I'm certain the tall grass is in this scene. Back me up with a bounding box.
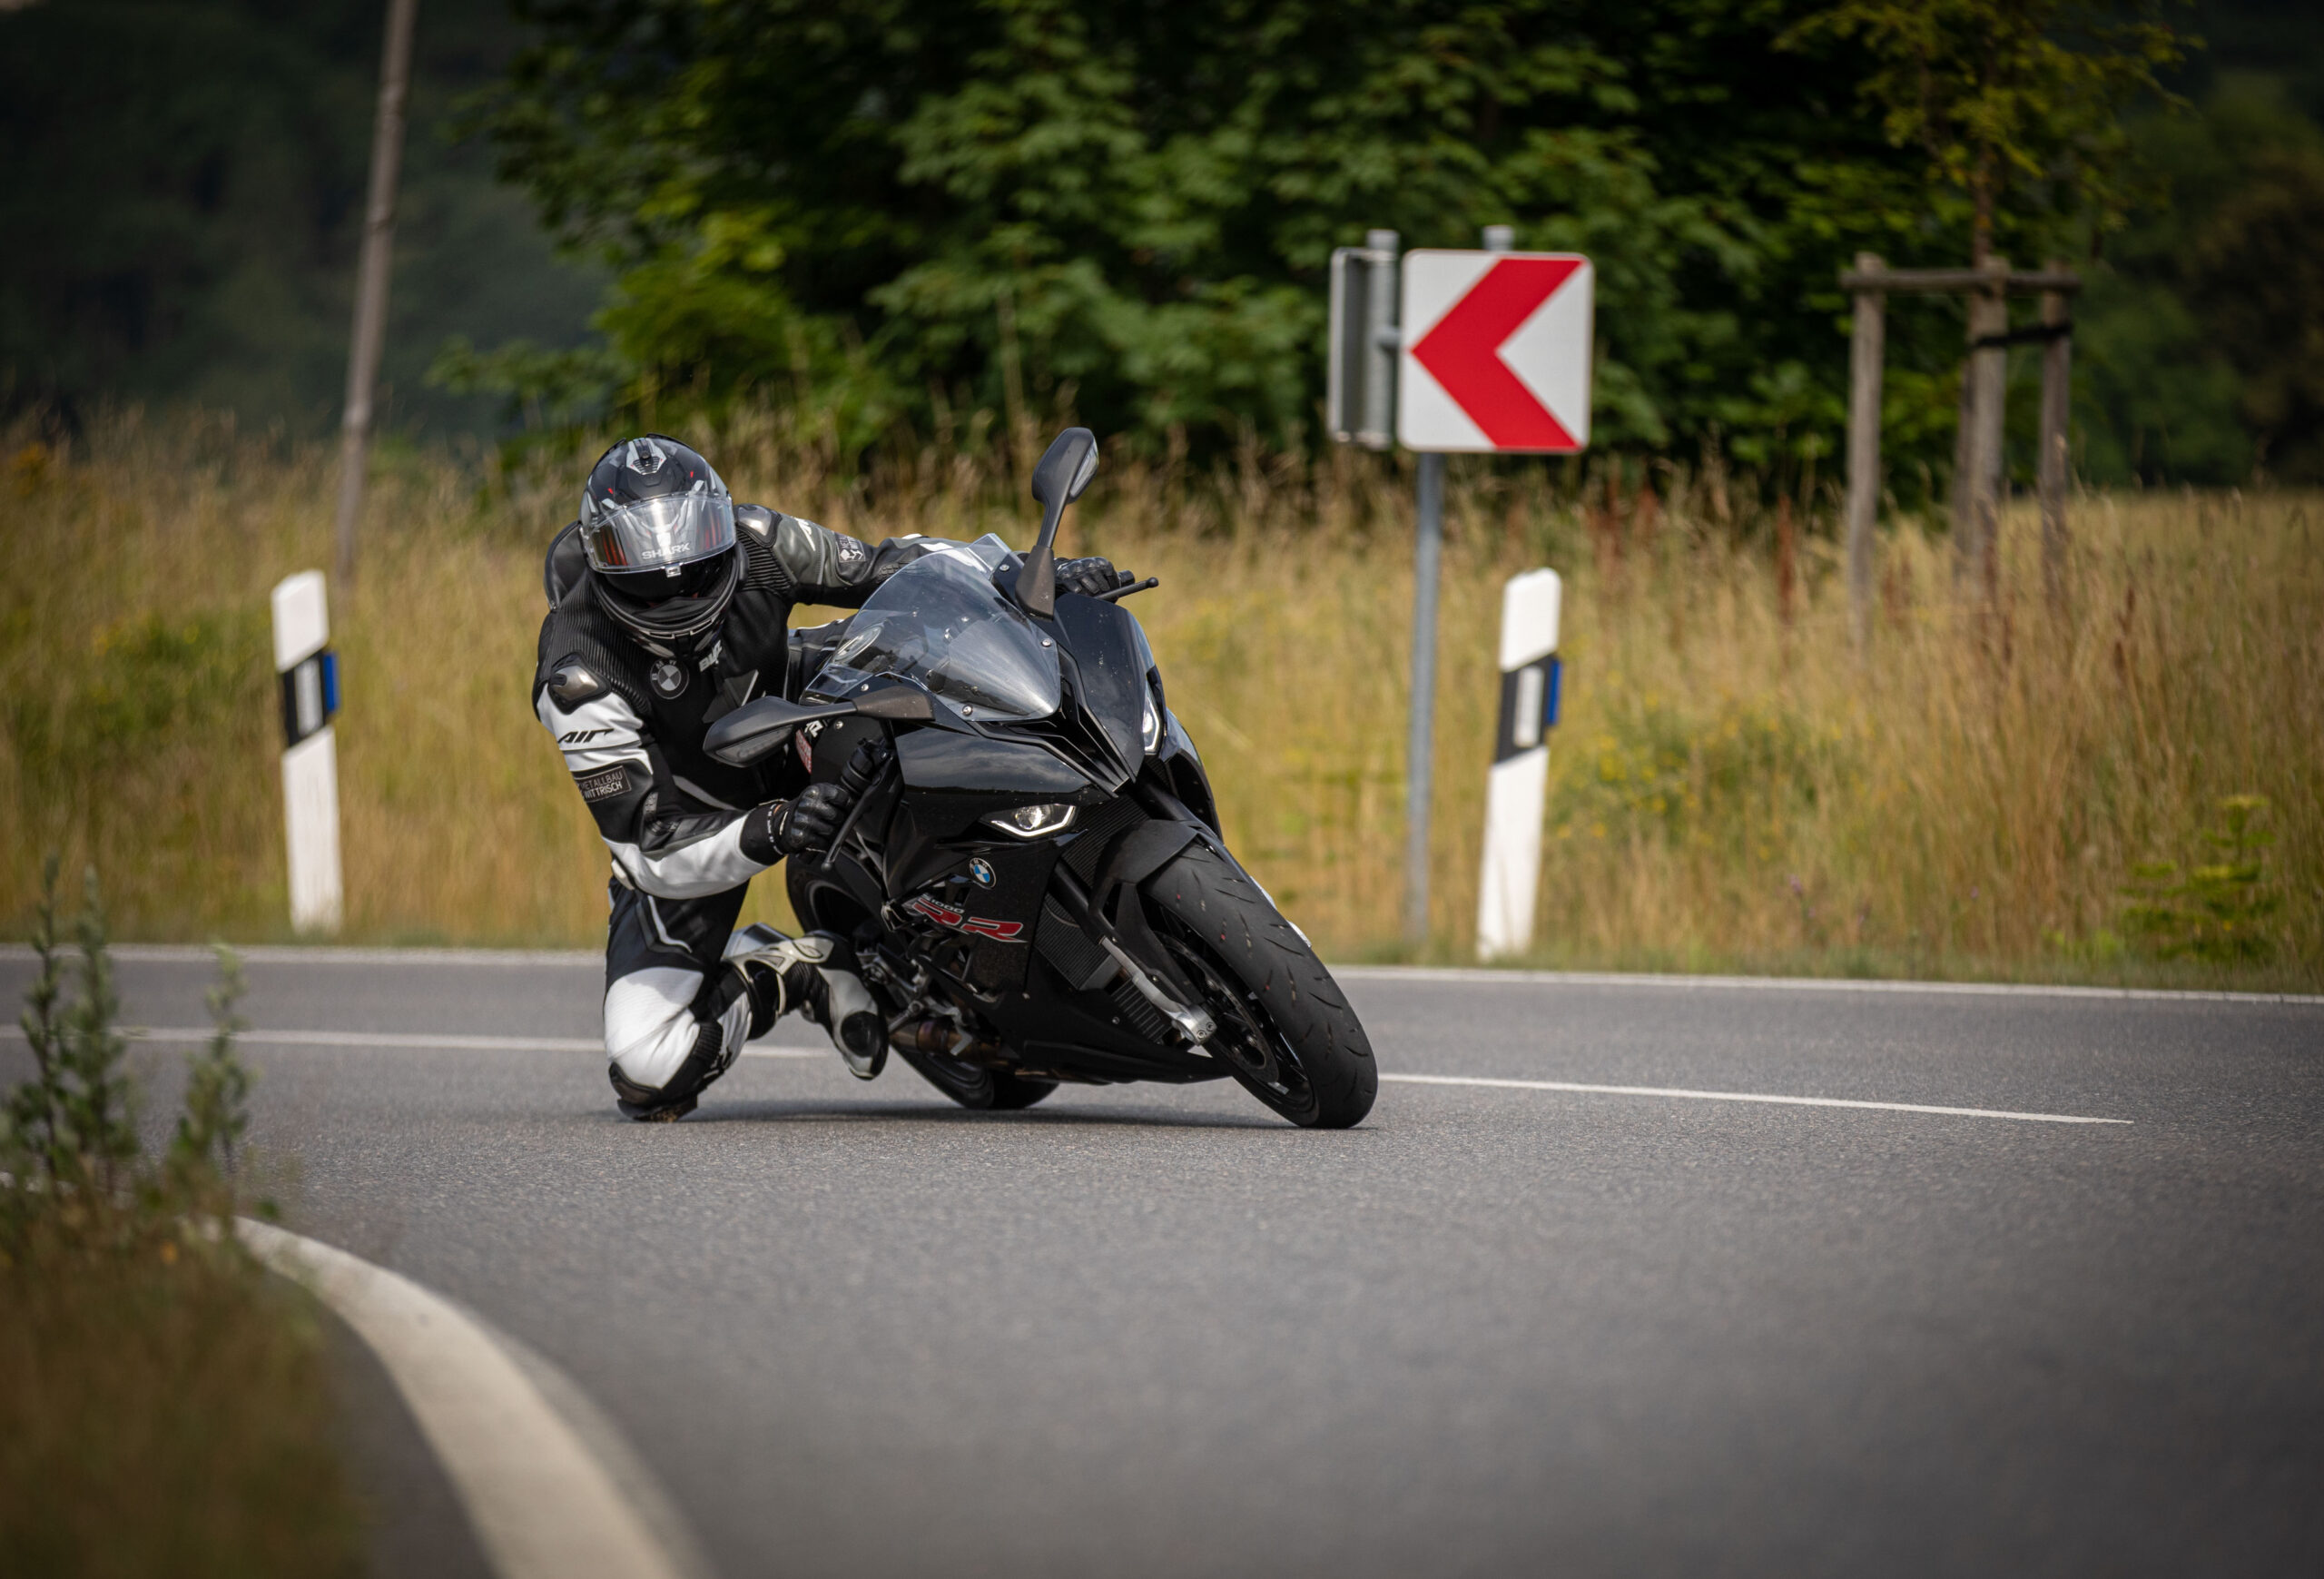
[2,410,2316,986]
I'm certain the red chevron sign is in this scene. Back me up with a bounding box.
[1397,252,1593,453]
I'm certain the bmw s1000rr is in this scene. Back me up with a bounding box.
[706,429,1377,1128]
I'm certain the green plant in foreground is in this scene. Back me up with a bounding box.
[168,947,258,1219]
[2121,795,2281,964]
[1,860,361,1578]
[5,857,139,1204]
[3,856,261,1237]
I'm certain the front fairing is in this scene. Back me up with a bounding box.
[803,535,1164,800]
[808,542,1062,724]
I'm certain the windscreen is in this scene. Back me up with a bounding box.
[810,548,1060,721]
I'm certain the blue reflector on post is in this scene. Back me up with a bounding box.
[320,650,340,718]
[1544,657,1562,729]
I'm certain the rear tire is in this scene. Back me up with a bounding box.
[989,1071,1060,1110]
[1144,840,1376,1129]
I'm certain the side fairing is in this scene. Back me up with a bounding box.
[1052,594,1149,772]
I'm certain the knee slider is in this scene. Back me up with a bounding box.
[610,1021,730,1120]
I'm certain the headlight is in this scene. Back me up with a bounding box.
[1142,695,1162,755]
[986,803,1078,838]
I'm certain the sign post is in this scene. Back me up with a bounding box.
[271,572,343,933]
[1328,227,1592,952]
[1403,449,1445,947]
[1476,570,1562,959]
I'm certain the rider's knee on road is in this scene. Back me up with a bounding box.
[603,964,751,1099]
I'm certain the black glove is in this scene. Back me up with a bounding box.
[1057,556,1132,599]
[742,738,895,863]
[751,782,852,860]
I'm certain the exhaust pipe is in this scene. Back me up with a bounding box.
[889,1018,1000,1061]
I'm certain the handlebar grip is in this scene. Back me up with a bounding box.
[839,739,893,798]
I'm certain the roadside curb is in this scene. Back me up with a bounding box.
[238,1219,710,1579]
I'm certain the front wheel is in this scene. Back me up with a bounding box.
[1145,841,1376,1129]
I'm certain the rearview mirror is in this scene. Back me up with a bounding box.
[1019,427,1099,618]
[704,685,937,766]
[704,695,852,765]
[1029,427,1098,508]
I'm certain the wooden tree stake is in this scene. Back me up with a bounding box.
[1965,257,2010,601]
[1844,252,1886,654]
[2039,259,2073,614]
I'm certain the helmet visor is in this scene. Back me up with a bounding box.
[580,491,736,573]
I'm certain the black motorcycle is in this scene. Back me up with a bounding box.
[706,429,1376,1129]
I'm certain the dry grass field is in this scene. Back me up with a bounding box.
[3,410,2316,988]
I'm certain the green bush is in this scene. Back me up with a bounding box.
[1553,696,1847,853]
[2120,795,2282,963]
[5,608,267,813]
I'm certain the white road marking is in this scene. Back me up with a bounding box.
[1336,963,2321,1006]
[0,942,604,967]
[1382,1072,2131,1125]
[237,1218,706,1579]
[5,945,2314,1004]
[0,1024,823,1057]
[2,1027,2130,1123]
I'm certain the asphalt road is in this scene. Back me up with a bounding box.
[5,948,2320,1578]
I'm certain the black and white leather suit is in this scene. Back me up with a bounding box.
[532,505,941,1110]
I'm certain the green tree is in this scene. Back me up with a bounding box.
[477,0,1943,460]
[1786,0,2186,266]
[0,0,603,435]
[2073,82,2324,482]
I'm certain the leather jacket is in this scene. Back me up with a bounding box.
[532,506,940,899]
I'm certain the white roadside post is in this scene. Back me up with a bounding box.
[1475,570,1562,960]
[271,572,343,933]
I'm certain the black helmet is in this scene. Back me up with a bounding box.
[579,434,742,651]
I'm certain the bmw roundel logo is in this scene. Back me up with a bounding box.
[968,857,996,888]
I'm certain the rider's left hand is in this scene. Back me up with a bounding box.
[1057,557,1133,599]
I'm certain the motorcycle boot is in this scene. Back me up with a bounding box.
[725,925,888,1078]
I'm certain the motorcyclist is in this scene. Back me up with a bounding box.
[534,434,1130,1120]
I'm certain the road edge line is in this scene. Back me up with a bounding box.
[237,1219,707,1579]
[1380,1071,2132,1125]
[1334,963,2323,1005]
[5,944,2312,1004]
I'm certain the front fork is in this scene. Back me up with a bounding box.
[1045,862,1216,1045]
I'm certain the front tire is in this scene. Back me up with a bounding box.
[1145,840,1376,1129]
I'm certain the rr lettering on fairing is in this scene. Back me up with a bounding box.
[908,895,1024,940]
